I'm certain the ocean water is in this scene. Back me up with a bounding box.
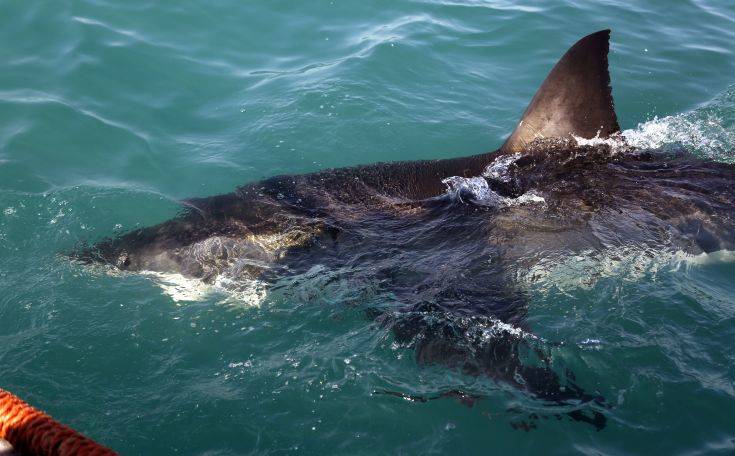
[1,1,735,455]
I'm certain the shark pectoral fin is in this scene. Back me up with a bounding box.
[501,29,620,153]
[384,302,609,429]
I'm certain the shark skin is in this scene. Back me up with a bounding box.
[74,30,735,429]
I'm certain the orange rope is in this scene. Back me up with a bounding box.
[0,388,116,456]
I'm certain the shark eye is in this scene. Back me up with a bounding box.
[116,252,131,268]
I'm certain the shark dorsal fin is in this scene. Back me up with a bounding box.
[501,30,620,153]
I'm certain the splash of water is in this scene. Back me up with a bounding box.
[144,271,268,306]
[441,175,501,205]
[441,174,545,207]
[442,152,547,207]
[622,85,735,163]
[573,132,630,155]
[483,153,520,182]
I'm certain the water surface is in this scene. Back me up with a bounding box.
[1,1,735,454]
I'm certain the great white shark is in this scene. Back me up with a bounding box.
[75,30,735,428]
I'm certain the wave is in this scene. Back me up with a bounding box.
[622,85,735,163]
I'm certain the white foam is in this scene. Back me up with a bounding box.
[441,175,501,205]
[441,175,545,208]
[573,131,629,154]
[479,318,532,340]
[142,271,267,307]
[522,248,735,294]
[629,84,735,161]
[143,271,213,302]
[671,249,735,267]
[445,314,538,343]
[482,153,520,183]
[507,191,545,206]
[621,110,735,163]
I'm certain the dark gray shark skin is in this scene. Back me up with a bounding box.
[76,30,735,429]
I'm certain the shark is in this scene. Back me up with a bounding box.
[75,30,735,429]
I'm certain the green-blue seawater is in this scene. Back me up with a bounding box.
[2,1,735,454]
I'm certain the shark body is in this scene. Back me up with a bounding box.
[76,30,735,428]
